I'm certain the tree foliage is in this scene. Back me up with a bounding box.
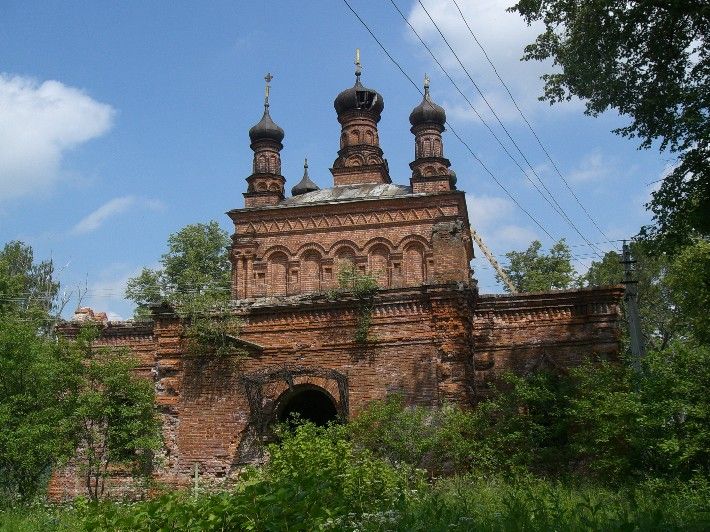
[0,316,79,502]
[71,325,161,501]
[0,241,59,319]
[499,239,576,292]
[583,241,678,350]
[510,0,709,249]
[665,239,710,344]
[125,221,231,319]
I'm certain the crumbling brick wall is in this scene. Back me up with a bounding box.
[49,284,623,499]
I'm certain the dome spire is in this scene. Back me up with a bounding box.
[249,72,284,144]
[409,73,454,192]
[291,157,320,196]
[355,48,362,83]
[244,73,285,208]
[264,72,273,110]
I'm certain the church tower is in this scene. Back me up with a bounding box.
[331,50,390,186]
[409,75,455,193]
[244,73,285,207]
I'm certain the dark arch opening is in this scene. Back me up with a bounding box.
[276,386,338,426]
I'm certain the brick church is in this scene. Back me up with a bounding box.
[50,63,623,496]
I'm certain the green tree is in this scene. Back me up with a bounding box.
[510,0,709,250]
[71,324,161,501]
[569,343,710,481]
[665,239,710,344]
[583,242,679,351]
[0,241,59,319]
[125,221,231,319]
[499,239,576,292]
[0,316,80,502]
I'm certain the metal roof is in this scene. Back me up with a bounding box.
[280,183,412,206]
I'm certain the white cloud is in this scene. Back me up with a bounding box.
[568,150,613,183]
[0,74,115,202]
[466,192,514,228]
[71,196,165,234]
[466,192,538,249]
[493,224,539,247]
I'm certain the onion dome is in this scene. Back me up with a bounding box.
[249,72,284,143]
[248,107,284,143]
[291,158,320,196]
[334,50,384,117]
[449,169,457,187]
[409,75,445,127]
[334,79,384,116]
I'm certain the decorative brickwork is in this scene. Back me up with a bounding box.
[50,69,624,499]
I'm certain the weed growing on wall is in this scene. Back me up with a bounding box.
[328,263,378,344]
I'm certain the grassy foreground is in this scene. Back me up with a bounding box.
[0,475,708,531]
[1,422,708,531]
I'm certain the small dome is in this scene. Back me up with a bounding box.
[409,80,445,126]
[449,169,457,187]
[409,97,445,126]
[334,78,384,117]
[291,159,320,196]
[249,108,284,143]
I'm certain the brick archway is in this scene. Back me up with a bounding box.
[274,384,338,426]
[241,366,349,435]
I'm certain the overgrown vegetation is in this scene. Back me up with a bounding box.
[329,262,379,344]
[0,243,161,504]
[2,413,708,530]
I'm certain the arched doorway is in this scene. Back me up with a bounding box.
[275,385,339,426]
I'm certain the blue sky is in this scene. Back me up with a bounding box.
[0,1,669,319]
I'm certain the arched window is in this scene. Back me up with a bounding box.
[425,138,433,157]
[404,244,425,285]
[368,244,390,287]
[301,250,321,293]
[268,252,288,296]
[257,154,267,172]
[433,138,442,157]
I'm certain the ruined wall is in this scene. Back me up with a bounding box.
[48,284,624,499]
[472,286,624,397]
[152,285,475,487]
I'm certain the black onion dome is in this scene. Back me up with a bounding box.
[291,159,320,196]
[249,108,284,143]
[409,88,446,127]
[334,79,384,116]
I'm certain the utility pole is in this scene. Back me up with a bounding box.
[621,241,645,374]
[470,227,517,293]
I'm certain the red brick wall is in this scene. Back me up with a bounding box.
[49,284,623,499]
[229,191,474,299]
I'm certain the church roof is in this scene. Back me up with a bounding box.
[280,183,412,206]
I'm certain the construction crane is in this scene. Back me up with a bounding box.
[470,227,517,293]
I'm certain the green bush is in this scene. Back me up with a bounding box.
[570,344,710,481]
[78,422,421,531]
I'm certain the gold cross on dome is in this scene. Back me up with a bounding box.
[264,72,273,106]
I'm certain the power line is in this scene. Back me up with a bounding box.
[414,0,604,259]
[449,0,613,244]
[341,0,556,241]
[388,0,572,242]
